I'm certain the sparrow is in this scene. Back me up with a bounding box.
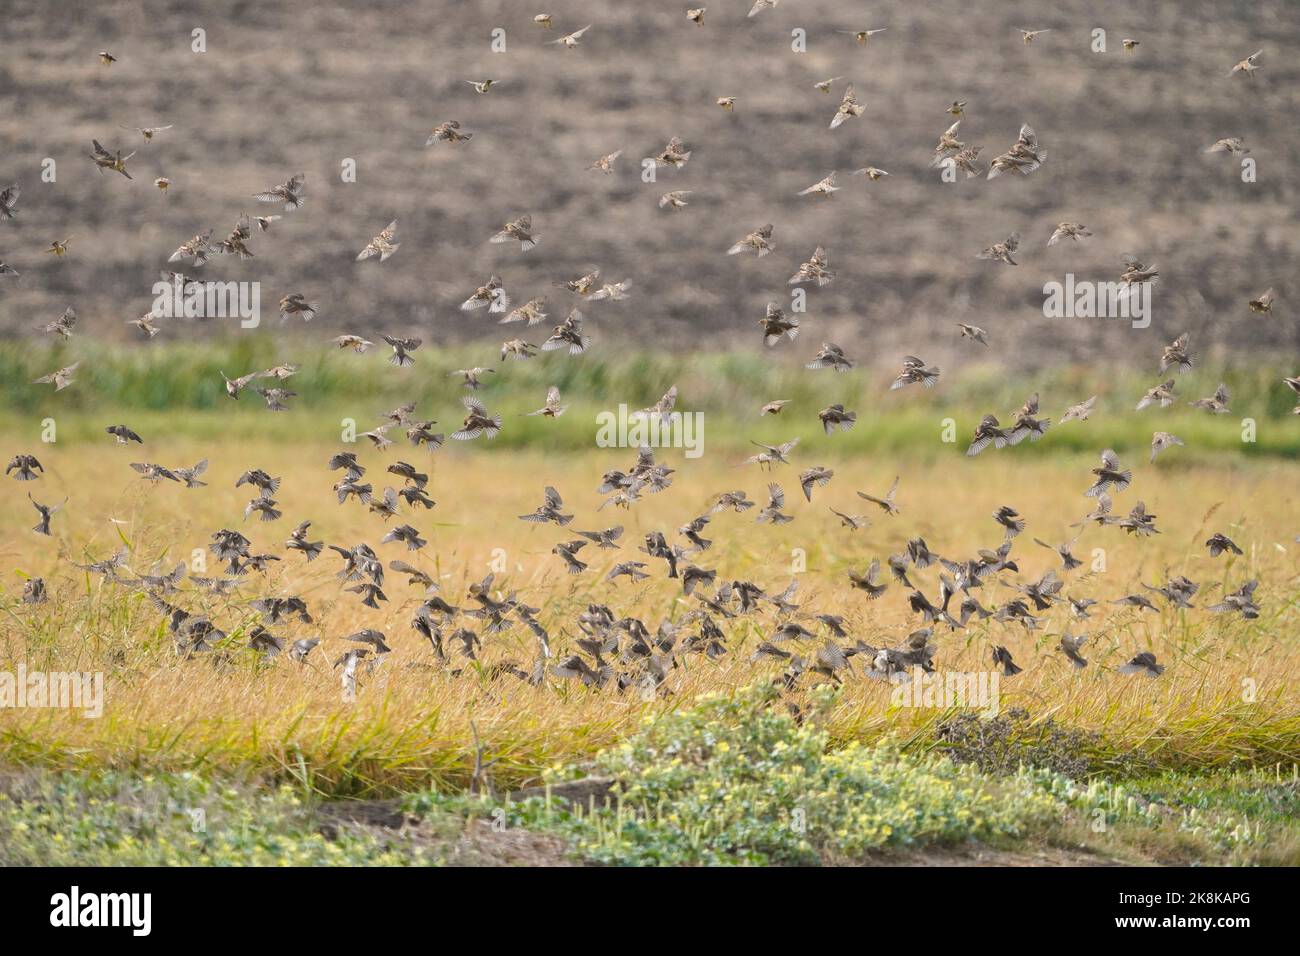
[0,184,19,220]
[244,497,283,523]
[654,137,692,169]
[727,224,774,257]
[542,309,591,355]
[1205,533,1243,557]
[500,339,539,362]
[88,140,134,178]
[253,173,305,210]
[22,578,46,604]
[977,232,1020,265]
[1207,581,1261,619]
[804,342,852,372]
[1047,222,1092,246]
[174,459,209,488]
[278,293,317,323]
[37,307,77,338]
[1059,632,1089,669]
[285,522,324,561]
[1248,288,1275,314]
[382,335,422,367]
[452,396,503,440]
[820,502,868,532]
[356,220,400,262]
[527,385,568,418]
[818,403,857,435]
[449,367,495,390]
[1136,380,1177,410]
[219,370,264,399]
[383,524,428,552]
[839,28,887,44]
[28,493,66,536]
[636,385,678,424]
[134,298,168,330]
[551,24,592,49]
[1229,49,1263,77]
[1034,534,1083,570]
[890,355,941,390]
[588,279,632,302]
[659,190,693,210]
[501,298,547,327]
[858,476,900,515]
[332,334,374,353]
[755,483,794,524]
[987,124,1046,179]
[489,214,539,251]
[1205,137,1249,155]
[848,558,889,600]
[797,172,838,197]
[932,120,964,163]
[1060,396,1097,423]
[966,415,1011,456]
[798,466,834,502]
[789,247,834,287]
[169,229,214,267]
[1086,449,1132,497]
[1159,332,1194,374]
[105,424,143,445]
[120,124,173,143]
[254,387,296,412]
[759,303,799,346]
[992,645,1023,676]
[576,526,624,550]
[1117,652,1164,677]
[33,362,80,391]
[1120,253,1159,287]
[552,540,589,574]
[829,85,865,130]
[462,275,510,313]
[426,120,473,144]
[588,149,623,173]
[1117,501,1160,537]
[1150,431,1185,462]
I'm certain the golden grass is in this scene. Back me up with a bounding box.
[2,435,1298,796]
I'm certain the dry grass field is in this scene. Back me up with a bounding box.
[2,418,1297,794]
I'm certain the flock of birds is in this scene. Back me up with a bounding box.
[2,14,1285,704]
